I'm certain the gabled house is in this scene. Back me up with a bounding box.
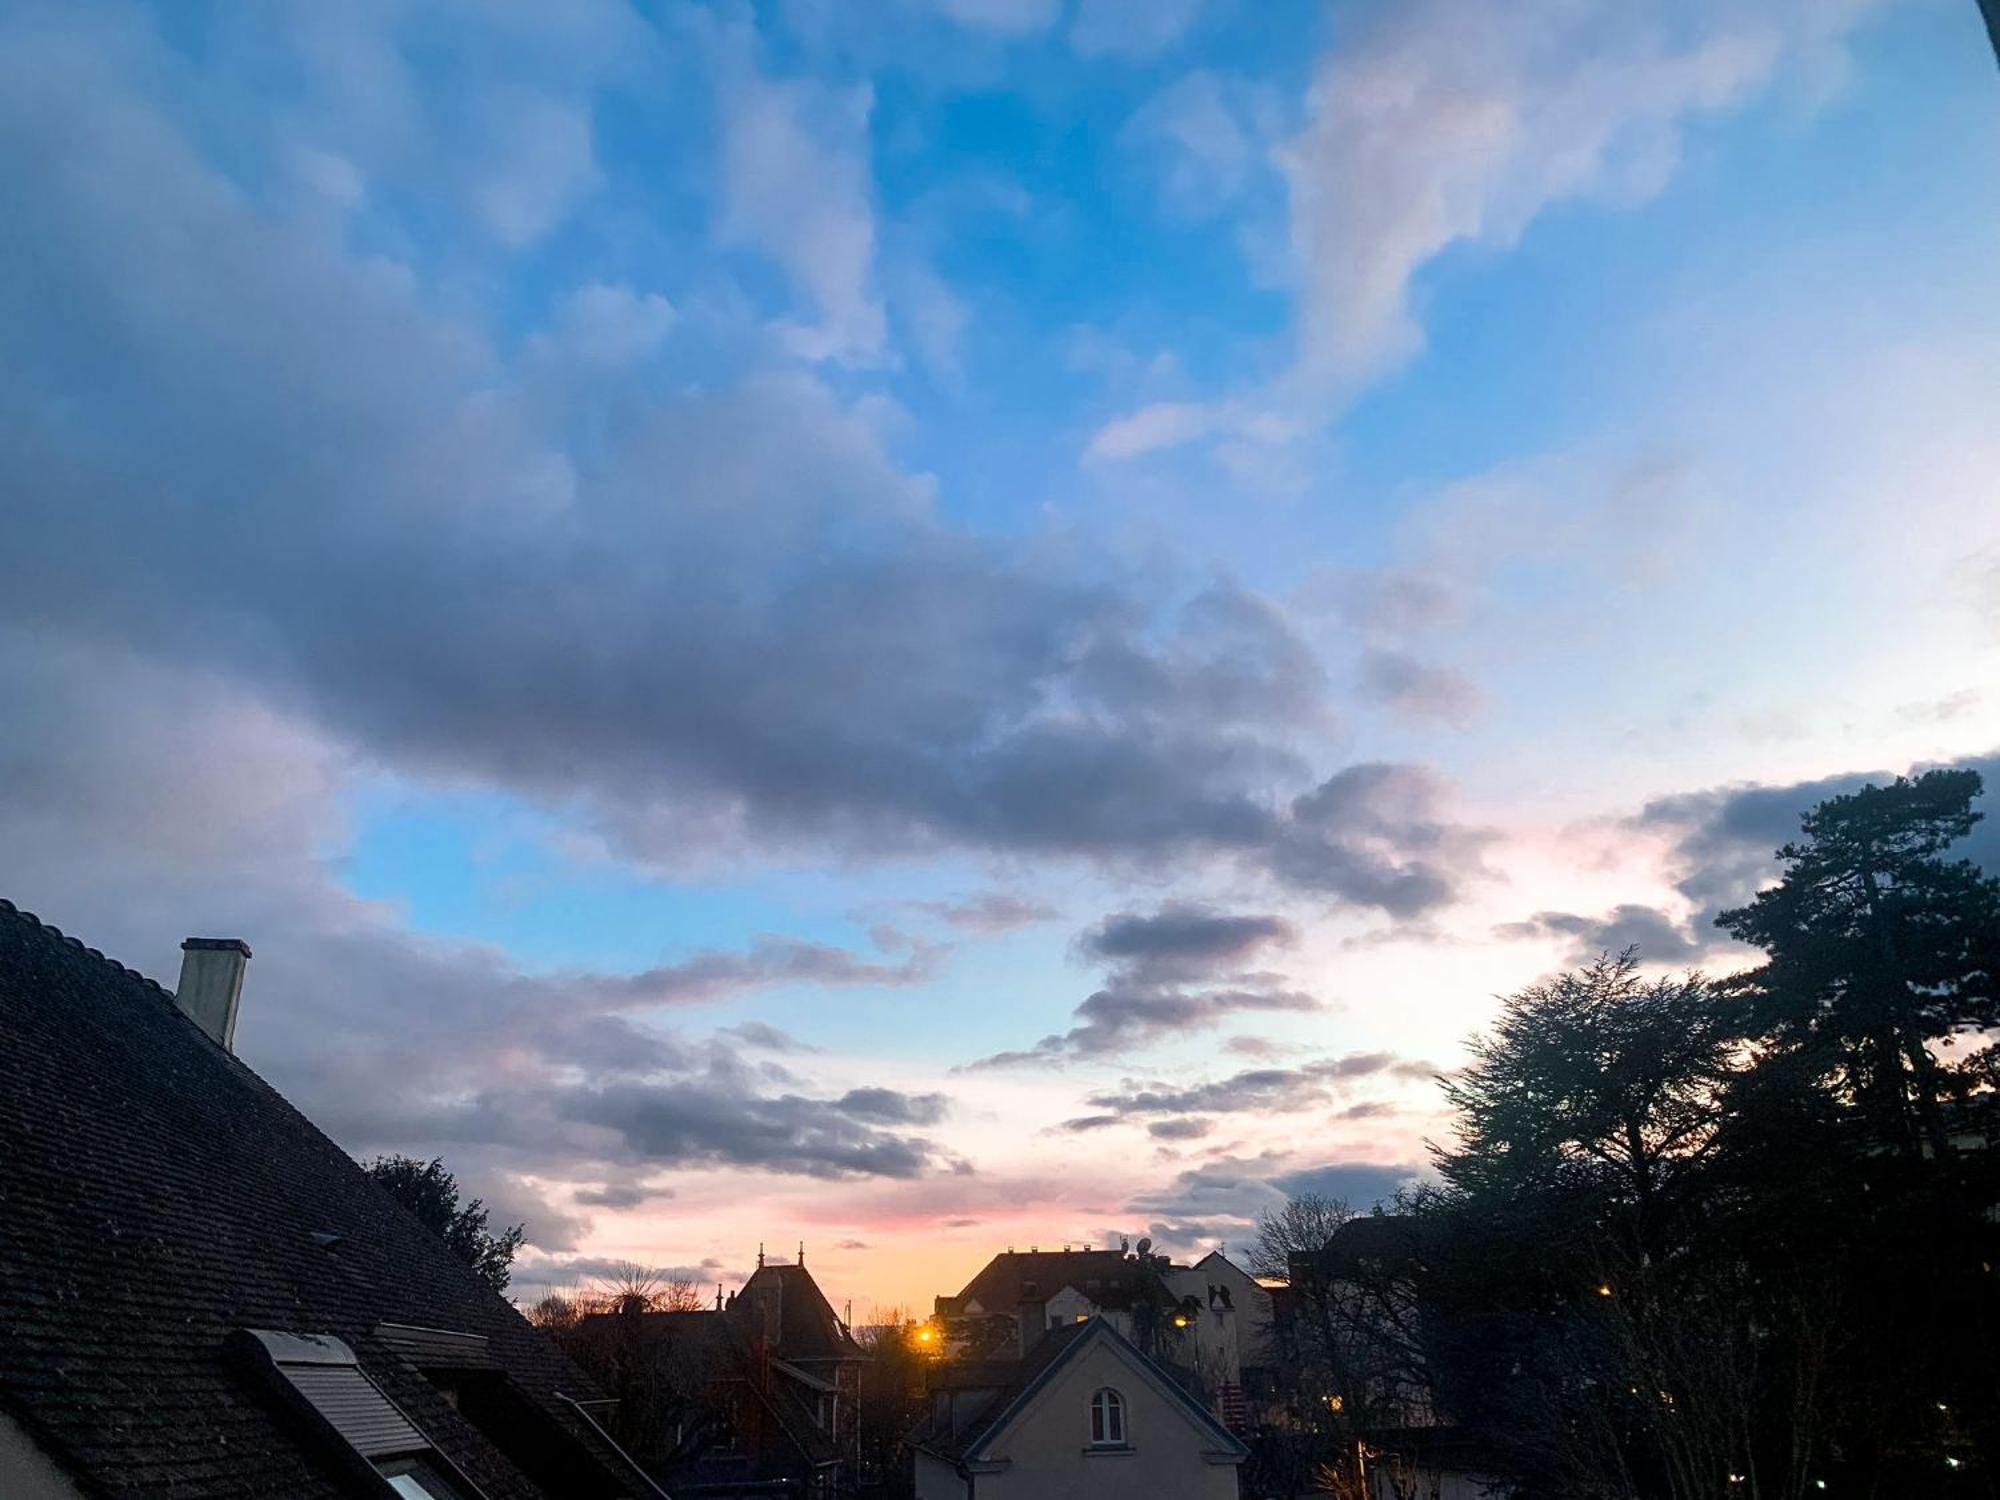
[0,899,657,1500]
[910,1317,1247,1499]
[1159,1249,1277,1431]
[565,1252,865,1495]
[932,1248,1182,1362]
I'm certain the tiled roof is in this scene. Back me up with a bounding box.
[726,1262,863,1361]
[0,899,641,1499]
[915,1318,1248,1465]
[940,1249,1172,1316]
[914,1320,1095,1461]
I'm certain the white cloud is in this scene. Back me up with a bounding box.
[537,283,678,368]
[715,36,886,363]
[1071,0,1207,61]
[1121,70,1275,218]
[931,0,1063,37]
[1279,0,1810,388]
[1089,0,1886,460]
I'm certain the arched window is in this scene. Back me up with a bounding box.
[1089,1387,1126,1446]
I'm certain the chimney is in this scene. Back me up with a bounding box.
[176,937,251,1051]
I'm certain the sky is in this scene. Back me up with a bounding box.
[3,0,1999,1317]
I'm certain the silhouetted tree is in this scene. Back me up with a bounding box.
[363,1154,525,1294]
[1717,768,2000,1163]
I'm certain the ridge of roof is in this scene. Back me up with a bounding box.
[0,897,637,1500]
[919,1317,1249,1466]
[0,897,177,1002]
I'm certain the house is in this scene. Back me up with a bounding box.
[563,1251,865,1495]
[932,1247,1185,1363]
[1158,1249,1276,1431]
[932,1243,1274,1434]
[910,1316,1248,1499]
[0,899,657,1500]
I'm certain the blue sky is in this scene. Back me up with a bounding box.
[4,0,1999,1308]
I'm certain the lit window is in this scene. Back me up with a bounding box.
[1089,1387,1126,1446]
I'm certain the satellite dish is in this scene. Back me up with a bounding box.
[1135,1237,1153,1258]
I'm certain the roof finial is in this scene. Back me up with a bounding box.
[758,1241,766,1268]
[798,1239,806,1267]
[715,1283,724,1311]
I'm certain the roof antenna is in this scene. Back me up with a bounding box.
[758,1242,766,1269]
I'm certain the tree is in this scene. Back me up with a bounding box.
[363,1154,525,1294]
[1717,769,2000,1163]
[1438,952,1735,1269]
[1252,1192,1354,1279]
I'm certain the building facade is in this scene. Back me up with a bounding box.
[911,1318,1246,1500]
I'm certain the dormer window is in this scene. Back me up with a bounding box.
[1089,1386,1126,1447]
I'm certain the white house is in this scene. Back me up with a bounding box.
[1160,1248,1275,1421]
[912,1317,1248,1500]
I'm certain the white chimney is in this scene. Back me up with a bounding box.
[176,937,251,1051]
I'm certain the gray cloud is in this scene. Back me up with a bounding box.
[834,1087,950,1125]
[1268,764,1493,916]
[0,14,1503,913]
[1636,752,2000,919]
[1494,903,1719,966]
[1271,1161,1425,1210]
[1357,647,1483,728]
[1146,1118,1213,1141]
[910,892,1062,933]
[1079,904,1295,980]
[0,641,958,1209]
[1498,751,2000,967]
[970,903,1320,1067]
[1083,1051,1436,1121]
[558,1081,942,1179]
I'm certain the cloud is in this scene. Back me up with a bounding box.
[0,11,1412,891]
[1635,751,2000,921]
[557,1080,943,1178]
[1079,904,1295,980]
[1356,648,1483,729]
[1091,0,1886,458]
[970,903,1321,1067]
[0,640,959,1204]
[1121,70,1275,217]
[1277,0,1862,389]
[719,1021,820,1053]
[1082,1051,1437,1121]
[1147,1118,1213,1141]
[533,283,677,368]
[1072,0,1209,61]
[1500,751,2000,969]
[712,22,885,361]
[1268,764,1493,916]
[0,10,1513,911]
[833,1087,951,1125]
[1494,903,1720,966]
[910,892,1061,933]
[1270,1161,1425,1210]
[930,0,1062,37]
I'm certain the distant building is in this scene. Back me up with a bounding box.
[1160,1249,1279,1431]
[0,899,656,1500]
[910,1317,1248,1499]
[934,1247,1178,1359]
[931,1244,1274,1432]
[567,1251,866,1495]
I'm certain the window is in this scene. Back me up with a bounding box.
[1089,1387,1126,1446]
[377,1457,466,1499]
